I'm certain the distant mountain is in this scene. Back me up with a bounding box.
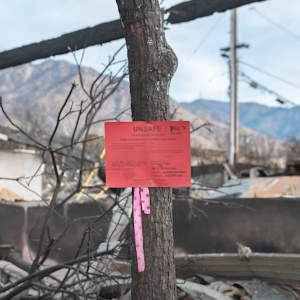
[180,99,300,141]
[0,60,287,157]
[0,60,131,140]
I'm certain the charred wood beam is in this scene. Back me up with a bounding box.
[166,0,267,24]
[0,245,31,273]
[0,20,124,70]
[6,251,31,273]
[175,253,300,284]
[0,0,267,70]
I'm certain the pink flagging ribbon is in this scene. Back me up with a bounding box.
[133,187,150,272]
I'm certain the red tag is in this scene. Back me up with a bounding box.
[105,121,191,188]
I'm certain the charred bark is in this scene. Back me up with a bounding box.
[115,1,178,300]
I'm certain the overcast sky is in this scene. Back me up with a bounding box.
[1,0,300,107]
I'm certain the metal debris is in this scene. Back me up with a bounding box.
[207,176,300,198]
[177,279,232,300]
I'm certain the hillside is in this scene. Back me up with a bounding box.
[180,99,300,141]
[0,60,286,156]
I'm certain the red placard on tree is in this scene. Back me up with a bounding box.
[105,121,191,188]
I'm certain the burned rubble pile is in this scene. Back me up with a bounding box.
[2,158,300,299]
[1,250,300,300]
[2,185,300,300]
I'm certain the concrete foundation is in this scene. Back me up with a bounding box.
[1,197,300,264]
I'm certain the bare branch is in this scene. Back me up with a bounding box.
[0,244,119,299]
[48,82,77,146]
[0,44,131,299]
[54,135,103,152]
[0,96,45,148]
[190,120,213,135]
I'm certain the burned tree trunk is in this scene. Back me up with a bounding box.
[115,1,178,300]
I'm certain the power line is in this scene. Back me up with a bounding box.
[188,14,225,60]
[239,60,300,91]
[201,68,228,89]
[239,71,299,107]
[250,7,300,42]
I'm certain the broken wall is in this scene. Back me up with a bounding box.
[1,197,300,264]
[0,150,43,200]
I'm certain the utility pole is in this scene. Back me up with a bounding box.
[220,11,249,167]
[230,8,238,167]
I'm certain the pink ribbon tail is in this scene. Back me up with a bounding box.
[133,187,150,272]
[140,187,150,214]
